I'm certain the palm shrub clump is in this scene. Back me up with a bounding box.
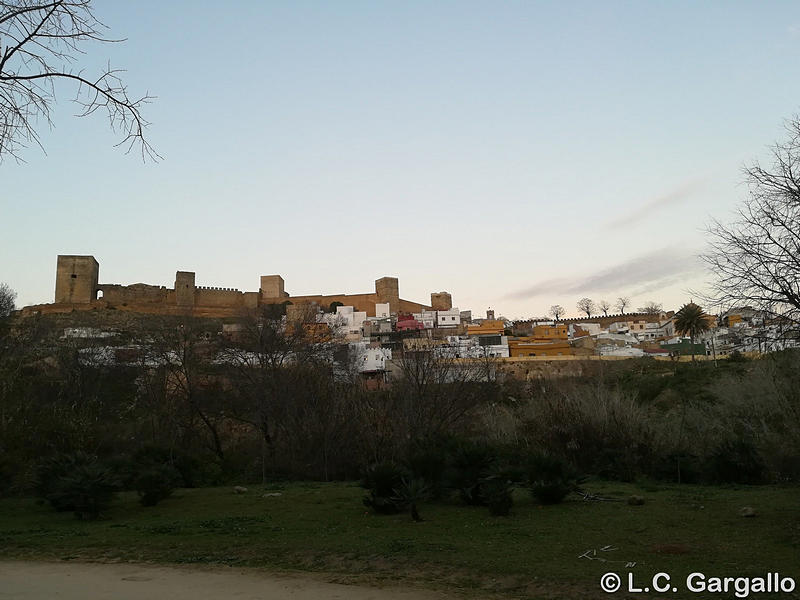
[362,461,405,514]
[49,463,118,519]
[393,477,431,521]
[405,443,448,500]
[35,452,119,519]
[527,452,578,505]
[448,440,496,506]
[35,451,96,512]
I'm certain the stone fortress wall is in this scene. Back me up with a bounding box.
[24,255,448,319]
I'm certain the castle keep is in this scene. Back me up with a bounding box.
[42,255,447,318]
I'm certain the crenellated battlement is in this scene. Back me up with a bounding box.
[44,255,442,318]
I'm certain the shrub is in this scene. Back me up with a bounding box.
[135,464,179,506]
[362,461,405,514]
[448,440,496,506]
[706,438,767,484]
[35,451,97,511]
[527,452,577,505]
[130,446,221,488]
[518,386,655,481]
[393,477,431,521]
[648,451,703,484]
[728,350,748,363]
[405,443,447,500]
[47,462,119,519]
[482,475,513,516]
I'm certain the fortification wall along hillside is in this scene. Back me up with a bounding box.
[561,312,666,328]
[264,293,380,316]
[194,287,246,308]
[99,284,169,305]
[20,300,270,319]
[37,256,438,319]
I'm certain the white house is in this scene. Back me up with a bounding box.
[436,308,461,328]
[412,310,437,329]
[318,305,367,340]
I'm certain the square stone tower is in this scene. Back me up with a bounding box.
[175,271,196,306]
[375,276,399,314]
[260,275,285,300]
[431,291,452,311]
[55,255,99,304]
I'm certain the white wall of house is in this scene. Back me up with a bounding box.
[412,310,436,329]
[436,335,508,358]
[599,346,645,357]
[318,305,368,339]
[608,322,628,333]
[351,343,392,372]
[436,308,461,328]
[574,322,603,335]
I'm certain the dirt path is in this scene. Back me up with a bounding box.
[0,561,453,600]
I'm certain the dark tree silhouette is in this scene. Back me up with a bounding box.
[0,282,15,317]
[576,298,595,318]
[638,301,663,315]
[548,304,564,321]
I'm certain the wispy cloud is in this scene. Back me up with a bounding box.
[505,247,704,300]
[605,178,706,229]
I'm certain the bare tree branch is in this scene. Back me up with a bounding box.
[0,0,158,162]
[702,116,800,325]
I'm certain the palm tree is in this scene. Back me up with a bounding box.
[674,303,712,362]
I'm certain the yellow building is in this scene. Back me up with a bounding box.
[530,324,568,341]
[466,320,506,336]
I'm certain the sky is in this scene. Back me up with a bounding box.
[2,1,799,319]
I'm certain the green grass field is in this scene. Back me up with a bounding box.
[1,481,798,598]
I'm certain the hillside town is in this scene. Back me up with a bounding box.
[307,301,800,377]
[26,256,799,385]
[51,288,800,386]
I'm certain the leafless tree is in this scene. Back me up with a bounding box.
[548,304,564,321]
[140,318,228,462]
[703,116,800,325]
[576,297,595,318]
[615,296,630,315]
[392,344,491,444]
[219,305,333,479]
[638,301,663,315]
[0,1,157,161]
[599,299,611,317]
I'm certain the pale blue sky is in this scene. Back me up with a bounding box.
[2,1,799,318]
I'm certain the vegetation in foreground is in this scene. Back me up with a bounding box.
[1,481,797,599]
[1,310,798,598]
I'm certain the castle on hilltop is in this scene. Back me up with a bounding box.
[22,255,451,318]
